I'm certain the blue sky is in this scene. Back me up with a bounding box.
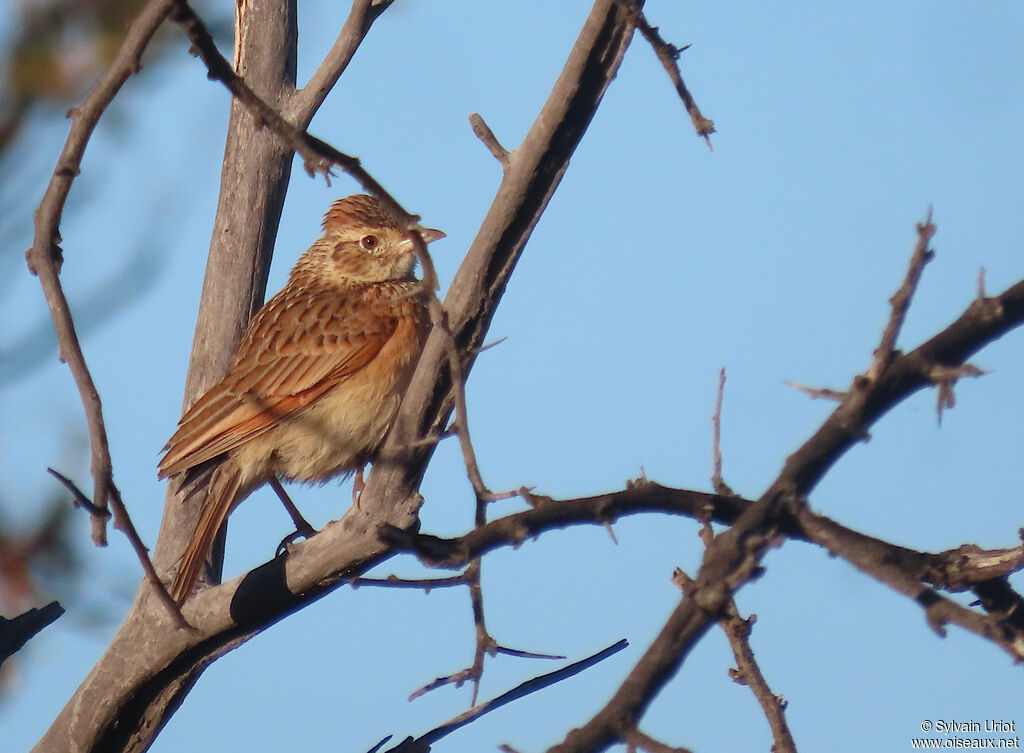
[2,1,1023,751]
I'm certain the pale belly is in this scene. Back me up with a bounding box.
[231,316,424,484]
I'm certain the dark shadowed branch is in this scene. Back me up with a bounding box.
[717,602,796,753]
[0,602,64,666]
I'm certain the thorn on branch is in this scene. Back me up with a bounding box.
[783,379,849,402]
[928,363,988,424]
[604,520,619,545]
[494,645,566,661]
[473,336,508,355]
[518,486,546,507]
[867,208,937,383]
[671,567,695,594]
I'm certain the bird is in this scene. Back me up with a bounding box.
[158,194,444,604]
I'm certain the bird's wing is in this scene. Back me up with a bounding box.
[158,287,398,477]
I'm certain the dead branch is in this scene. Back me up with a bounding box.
[35,3,644,750]
[711,367,735,496]
[25,0,174,546]
[47,470,192,631]
[286,0,395,127]
[612,0,715,147]
[866,209,937,383]
[720,605,796,753]
[547,265,1024,751]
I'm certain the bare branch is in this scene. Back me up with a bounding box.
[866,209,937,383]
[613,0,715,147]
[795,507,1024,655]
[721,606,796,753]
[407,640,629,750]
[548,269,1024,751]
[36,4,645,749]
[169,0,430,239]
[25,0,174,546]
[349,574,469,591]
[287,0,395,127]
[48,469,194,631]
[711,368,735,496]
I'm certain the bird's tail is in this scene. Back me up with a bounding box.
[170,462,245,604]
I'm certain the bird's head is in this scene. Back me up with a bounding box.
[298,194,445,286]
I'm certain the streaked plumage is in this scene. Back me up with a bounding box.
[159,194,442,603]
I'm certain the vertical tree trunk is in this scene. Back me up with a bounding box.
[34,3,298,752]
[152,0,297,575]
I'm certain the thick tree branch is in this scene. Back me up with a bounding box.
[286,0,394,127]
[546,257,1024,750]
[34,3,643,751]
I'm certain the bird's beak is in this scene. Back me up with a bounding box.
[399,228,446,253]
[420,228,446,244]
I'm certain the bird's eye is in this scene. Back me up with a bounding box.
[360,234,379,251]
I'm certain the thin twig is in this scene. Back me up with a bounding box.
[711,367,734,496]
[349,574,469,591]
[34,2,649,746]
[866,208,937,383]
[407,640,629,749]
[286,0,395,126]
[720,604,796,753]
[49,469,194,631]
[168,0,426,237]
[26,0,174,546]
[613,0,715,148]
[408,230,497,503]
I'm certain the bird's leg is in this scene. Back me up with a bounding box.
[268,475,316,538]
[352,464,366,509]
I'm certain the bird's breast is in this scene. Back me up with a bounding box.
[244,303,428,483]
